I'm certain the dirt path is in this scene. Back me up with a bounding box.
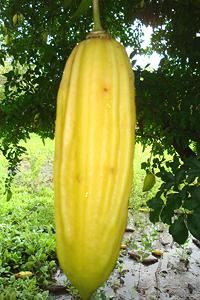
[50,213,200,300]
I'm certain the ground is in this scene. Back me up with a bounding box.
[52,212,200,300]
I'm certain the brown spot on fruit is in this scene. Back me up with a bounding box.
[76,174,82,182]
[110,167,115,174]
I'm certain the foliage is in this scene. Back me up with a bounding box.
[0,190,56,298]
[135,3,200,244]
[136,0,200,243]
[0,0,200,243]
[0,135,55,298]
[143,152,200,244]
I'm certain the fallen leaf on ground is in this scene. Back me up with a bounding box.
[142,256,158,265]
[152,249,163,257]
[128,251,141,261]
[120,244,127,249]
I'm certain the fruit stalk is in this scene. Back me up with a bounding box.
[93,0,103,31]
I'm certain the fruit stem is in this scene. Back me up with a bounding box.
[93,0,103,31]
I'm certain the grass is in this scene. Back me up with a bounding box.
[0,135,55,299]
[0,134,159,299]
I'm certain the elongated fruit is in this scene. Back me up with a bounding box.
[54,31,136,299]
[142,173,156,192]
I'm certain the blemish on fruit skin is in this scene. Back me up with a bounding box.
[103,87,109,92]
[110,167,115,174]
[76,174,82,183]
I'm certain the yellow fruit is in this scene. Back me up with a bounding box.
[2,23,8,34]
[54,31,136,299]
[15,271,33,279]
[12,14,18,25]
[5,35,11,45]
[18,13,24,23]
[12,13,24,26]
[142,172,156,192]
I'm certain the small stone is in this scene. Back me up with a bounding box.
[188,283,194,294]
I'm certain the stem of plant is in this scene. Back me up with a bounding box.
[93,0,103,31]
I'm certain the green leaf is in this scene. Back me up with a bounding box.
[6,189,12,201]
[0,57,4,66]
[62,0,73,8]
[156,170,174,190]
[141,162,148,170]
[187,174,197,184]
[161,181,174,191]
[186,157,200,169]
[169,216,188,244]
[188,169,200,178]
[175,167,186,185]
[130,51,135,60]
[72,0,92,18]
[190,186,200,200]
[180,185,189,201]
[160,206,174,225]
[185,157,200,181]
[162,171,174,183]
[187,212,200,240]
[160,193,182,225]
[147,196,163,210]
[166,193,182,210]
[183,186,200,210]
[149,208,161,223]
[148,196,163,223]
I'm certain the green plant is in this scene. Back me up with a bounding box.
[131,228,158,260]
[0,166,56,299]
[146,153,200,244]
